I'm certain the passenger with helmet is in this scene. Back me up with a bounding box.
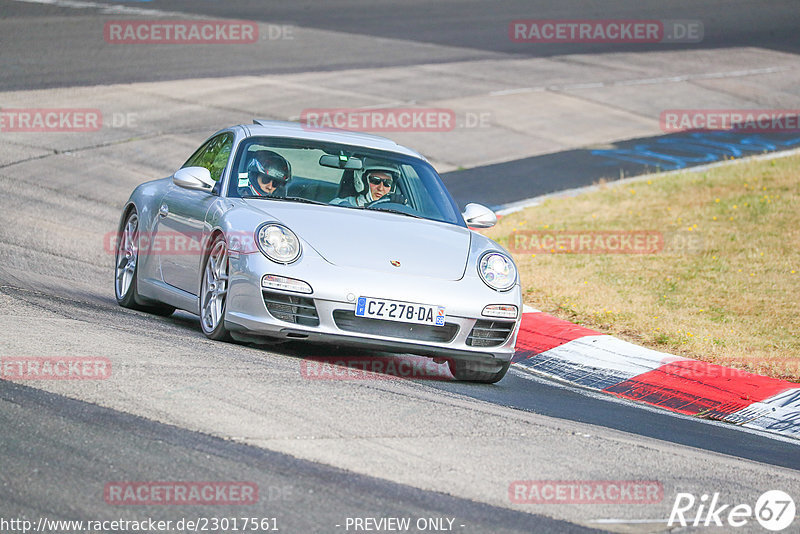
[239,149,291,197]
[330,164,404,207]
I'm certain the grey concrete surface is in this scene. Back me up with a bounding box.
[0,380,595,534]
[1,2,799,533]
[1,105,799,533]
[1,45,798,173]
[2,0,800,90]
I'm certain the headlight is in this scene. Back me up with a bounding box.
[478,252,516,291]
[256,224,301,264]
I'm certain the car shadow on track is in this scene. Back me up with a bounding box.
[163,310,458,382]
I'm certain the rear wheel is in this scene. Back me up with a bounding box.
[200,235,232,341]
[114,210,175,316]
[448,359,510,384]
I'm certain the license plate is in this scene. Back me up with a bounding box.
[355,297,446,327]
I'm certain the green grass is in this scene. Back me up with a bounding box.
[485,154,800,381]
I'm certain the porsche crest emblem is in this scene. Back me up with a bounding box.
[390,260,401,267]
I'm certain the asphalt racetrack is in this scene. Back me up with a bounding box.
[1,1,799,533]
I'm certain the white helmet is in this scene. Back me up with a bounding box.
[356,162,399,194]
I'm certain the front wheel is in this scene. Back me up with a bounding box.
[199,235,232,341]
[448,359,510,384]
[114,210,175,316]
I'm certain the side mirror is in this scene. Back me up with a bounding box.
[462,203,497,229]
[173,167,215,191]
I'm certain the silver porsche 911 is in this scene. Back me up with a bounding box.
[114,120,521,382]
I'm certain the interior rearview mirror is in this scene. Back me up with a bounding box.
[319,154,363,170]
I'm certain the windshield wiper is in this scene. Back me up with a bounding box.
[244,195,328,205]
[367,207,424,220]
[280,196,329,205]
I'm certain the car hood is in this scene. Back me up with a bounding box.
[243,199,471,280]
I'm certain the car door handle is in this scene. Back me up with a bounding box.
[159,204,169,218]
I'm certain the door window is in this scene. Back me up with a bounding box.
[183,133,234,182]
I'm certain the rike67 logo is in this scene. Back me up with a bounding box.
[669,490,796,531]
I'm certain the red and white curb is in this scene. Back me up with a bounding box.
[511,310,800,440]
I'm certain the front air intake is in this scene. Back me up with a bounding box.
[466,320,515,347]
[263,291,319,326]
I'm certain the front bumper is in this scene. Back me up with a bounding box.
[224,250,521,363]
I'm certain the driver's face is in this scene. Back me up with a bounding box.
[257,175,278,194]
[367,172,393,200]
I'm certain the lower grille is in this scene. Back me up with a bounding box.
[467,320,515,347]
[263,291,319,326]
[332,310,458,343]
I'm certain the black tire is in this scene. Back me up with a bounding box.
[114,210,175,317]
[448,359,511,384]
[199,234,232,342]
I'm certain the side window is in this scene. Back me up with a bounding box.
[182,133,233,182]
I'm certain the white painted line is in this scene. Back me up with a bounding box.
[589,519,669,524]
[489,88,538,97]
[612,67,789,87]
[725,388,800,436]
[522,305,540,313]
[554,82,604,90]
[524,335,684,379]
[488,66,789,97]
[510,367,800,444]
[11,0,190,16]
[496,146,800,215]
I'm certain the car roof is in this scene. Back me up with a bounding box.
[243,120,427,161]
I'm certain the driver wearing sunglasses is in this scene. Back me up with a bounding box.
[240,149,291,198]
[365,171,394,202]
[331,165,403,207]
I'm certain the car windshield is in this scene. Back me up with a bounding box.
[228,136,465,227]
